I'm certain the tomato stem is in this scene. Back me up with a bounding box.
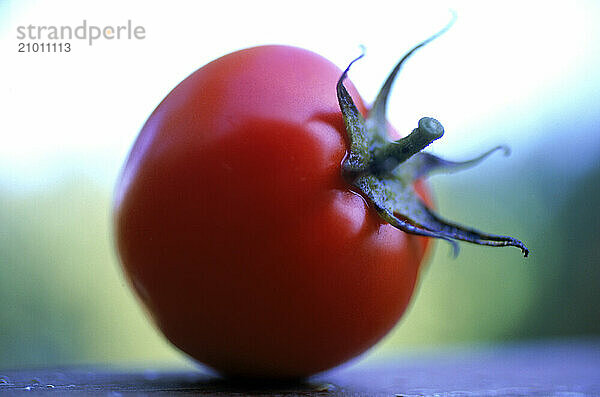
[336,15,529,258]
[371,117,444,176]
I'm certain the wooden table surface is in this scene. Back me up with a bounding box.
[1,338,599,396]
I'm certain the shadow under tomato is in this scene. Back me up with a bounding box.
[0,367,338,395]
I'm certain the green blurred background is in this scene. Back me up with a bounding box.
[1,0,599,370]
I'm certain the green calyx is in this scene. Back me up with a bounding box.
[336,18,529,258]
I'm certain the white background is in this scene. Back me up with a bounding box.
[2,0,600,191]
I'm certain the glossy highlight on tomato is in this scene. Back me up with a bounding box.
[114,45,431,378]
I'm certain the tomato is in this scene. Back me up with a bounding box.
[114,45,430,378]
[115,30,529,378]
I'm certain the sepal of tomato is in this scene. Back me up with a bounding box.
[335,31,529,257]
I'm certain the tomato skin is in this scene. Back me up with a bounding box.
[115,45,430,378]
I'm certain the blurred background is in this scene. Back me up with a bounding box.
[1,0,599,370]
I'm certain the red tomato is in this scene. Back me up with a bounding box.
[114,45,430,379]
